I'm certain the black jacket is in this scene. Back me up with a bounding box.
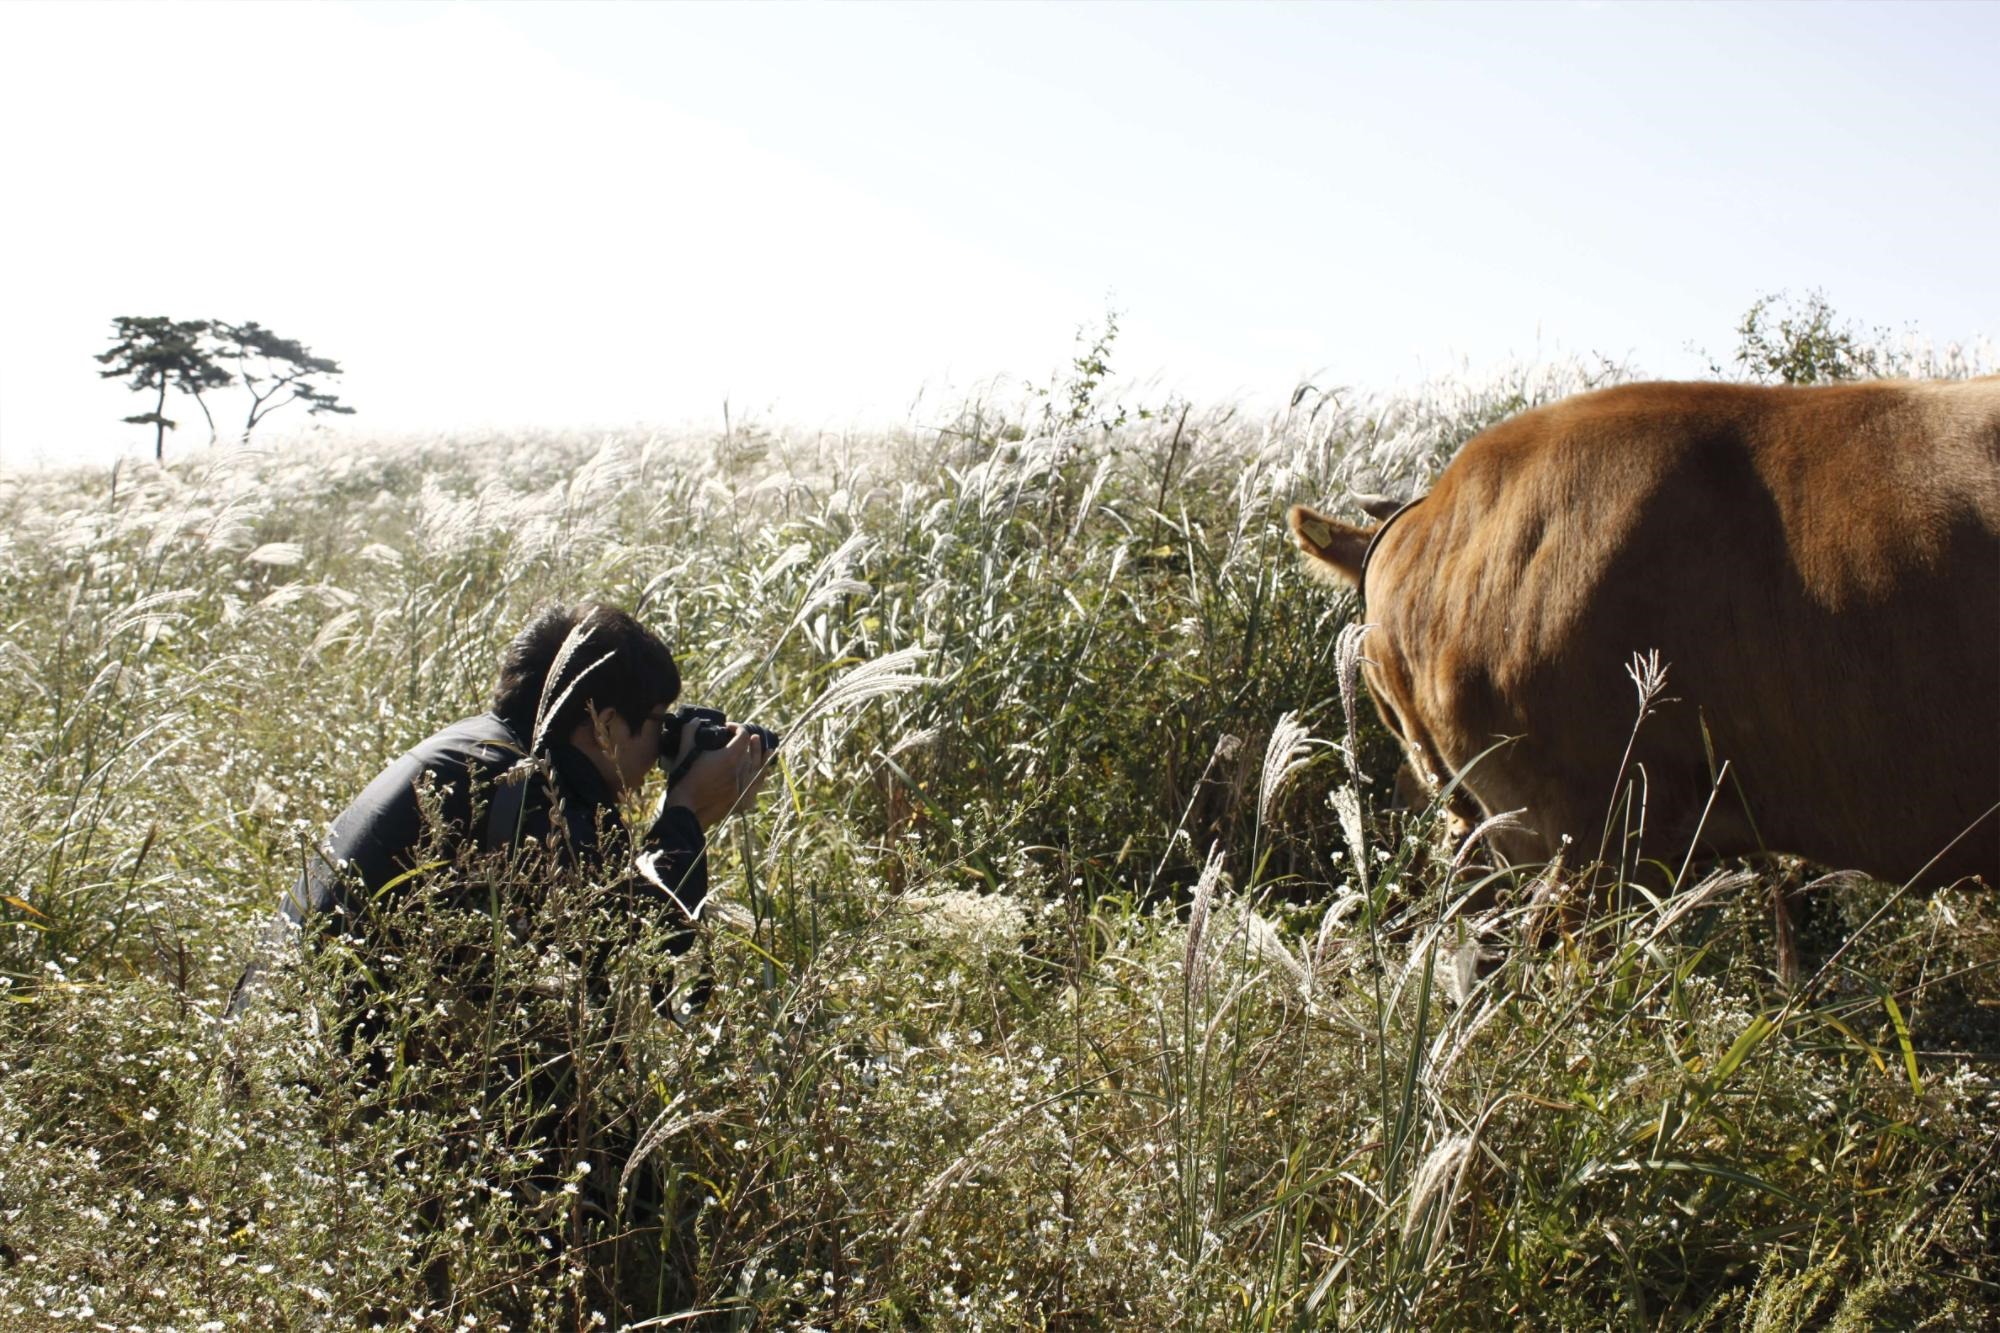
[280,712,708,935]
[233,713,708,1015]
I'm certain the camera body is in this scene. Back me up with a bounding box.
[660,706,780,785]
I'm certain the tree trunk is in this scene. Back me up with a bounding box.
[153,380,168,461]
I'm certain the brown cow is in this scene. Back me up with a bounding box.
[1289,378,2000,888]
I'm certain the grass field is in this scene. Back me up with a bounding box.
[0,350,1994,1330]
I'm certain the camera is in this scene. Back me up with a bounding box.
[660,706,781,785]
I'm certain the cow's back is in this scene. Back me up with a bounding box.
[1366,378,2000,885]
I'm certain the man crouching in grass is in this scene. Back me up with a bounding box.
[232,601,770,1320]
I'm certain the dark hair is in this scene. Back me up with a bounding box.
[491,603,681,746]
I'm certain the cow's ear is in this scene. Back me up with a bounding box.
[1354,492,1406,522]
[1287,504,1371,587]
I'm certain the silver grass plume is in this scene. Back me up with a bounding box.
[701,648,761,698]
[1449,807,1529,875]
[530,615,612,755]
[788,645,937,738]
[752,540,813,592]
[306,609,363,664]
[1333,620,1373,783]
[1183,842,1228,1002]
[109,588,200,640]
[1312,888,1367,972]
[740,531,875,690]
[635,847,711,919]
[1432,992,1505,1084]
[1402,1132,1476,1245]
[1641,865,1761,948]
[1626,647,1670,715]
[885,725,940,759]
[800,531,870,606]
[1257,710,1317,825]
[798,576,874,622]
[244,542,305,567]
[1444,929,1490,1008]
[1242,908,1311,1006]
[198,493,262,554]
[620,1094,727,1206]
[1601,648,1673,861]
[566,440,635,511]
[255,583,311,613]
[1330,784,1369,896]
[1067,453,1115,545]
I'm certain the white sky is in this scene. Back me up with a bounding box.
[1,0,1994,468]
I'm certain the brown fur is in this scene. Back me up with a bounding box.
[1289,378,2000,886]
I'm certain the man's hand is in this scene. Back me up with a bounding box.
[664,724,771,831]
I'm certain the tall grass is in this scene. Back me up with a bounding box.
[0,358,1993,1329]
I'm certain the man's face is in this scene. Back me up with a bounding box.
[585,700,673,798]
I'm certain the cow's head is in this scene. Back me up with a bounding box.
[1286,494,1403,582]
[1286,502,1374,587]
[1288,498,1476,838]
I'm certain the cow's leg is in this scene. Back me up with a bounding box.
[1772,870,1803,992]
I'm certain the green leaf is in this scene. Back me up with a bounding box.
[1881,992,1922,1096]
[1710,1013,1775,1087]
